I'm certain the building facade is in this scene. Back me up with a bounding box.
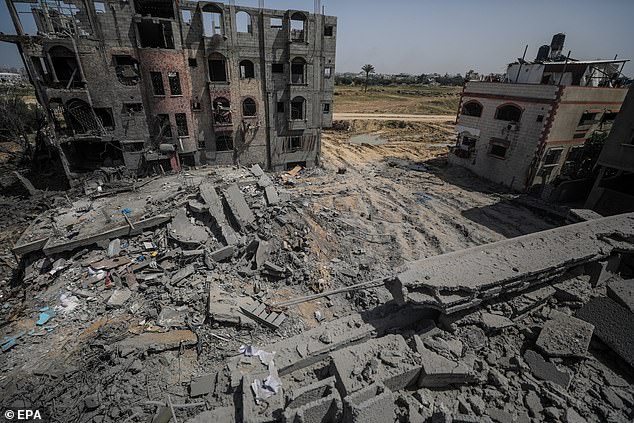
[1,0,337,175]
[450,34,628,194]
[586,86,634,214]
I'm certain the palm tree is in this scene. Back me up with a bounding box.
[361,64,375,92]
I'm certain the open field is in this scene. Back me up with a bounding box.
[334,84,461,115]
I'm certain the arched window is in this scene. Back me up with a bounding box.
[209,52,227,82]
[242,98,256,117]
[290,12,306,42]
[495,104,522,122]
[239,60,255,79]
[65,99,101,134]
[202,4,223,36]
[213,97,231,125]
[291,57,306,84]
[236,11,252,33]
[291,96,305,120]
[462,101,483,117]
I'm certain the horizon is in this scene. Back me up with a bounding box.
[0,0,633,77]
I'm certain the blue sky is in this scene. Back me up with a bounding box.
[1,0,633,76]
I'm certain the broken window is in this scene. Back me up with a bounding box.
[578,112,598,126]
[216,134,234,151]
[462,101,483,117]
[192,98,202,111]
[239,60,255,79]
[175,113,188,136]
[203,5,223,36]
[188,58,197,67]
[601,111,618,124]
[242,98,256,117]
[134,0,174,18]
[272,63,284,74]
[49,46,82,88]
[271,17,283,29]
[543,148,563,166]
[290,12,306,42]
[150,72,165,95]
[168,72,182,95]
[324,25,333,37]
[156,114,172,138]
[114,55,140,86]
[495,104,522,122]
[288,136,302,151]
[137,21,174,49]
[213,97,231,125]
[277,101,285,113]
[536,114,544,122]
[181,9,192,24]
[291,58,306,84]
[94,2,106,14]
[324,67,332,79]
[209,54,227,82]
[291,97,305,120]
[94,108,114,131]
[65,99,101,134]
[323,103,330,114]
[236,11,252,33]
[489,138,510,159]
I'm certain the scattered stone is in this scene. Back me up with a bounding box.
[523,349,571,388]
[480,312,514,331]
[536,312,594,357]
[210,245,235,262]
[107,288,131,307]
[84,394,100,410]
[171,263,195,284]
[564,407,588,423]
[524,390,543,417]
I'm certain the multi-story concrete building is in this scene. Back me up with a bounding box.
[586,86,634,214]
[1,0,337,176]
[450,34,628,195]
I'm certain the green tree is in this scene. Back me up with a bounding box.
[361,64,375,92]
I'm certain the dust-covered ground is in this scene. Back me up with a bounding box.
[0,123,573,422]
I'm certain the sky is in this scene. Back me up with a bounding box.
[1,0,633,76]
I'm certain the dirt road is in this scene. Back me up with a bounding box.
[333,112,455,122]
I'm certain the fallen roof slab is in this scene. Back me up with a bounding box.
[386,212,634,314]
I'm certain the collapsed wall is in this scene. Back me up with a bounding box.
[386,212,634,314]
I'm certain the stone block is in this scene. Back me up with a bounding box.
[343,383,395,423]
[283,377,342,423]
[536,313,594,357]
[414,336,475,388]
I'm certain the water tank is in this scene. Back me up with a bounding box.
[549,33,565,59]
[536,45,550,61]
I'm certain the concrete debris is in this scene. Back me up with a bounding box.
[170,209,208,246]
[107,288,131,307]
[250,164,265,177]
[606,278,634,312]
[415,337,475,387]
[209,245,236,262]
[240,301,287,330]
[535,312,594,357]
[523,349,571,388]
[265,186,280,206]
[575,296,634,367]
[199,181,239,245]
[386,213,634,313]
[223,184,256,231]
[258,173,274,188]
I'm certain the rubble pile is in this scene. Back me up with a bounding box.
[0,163,633,423]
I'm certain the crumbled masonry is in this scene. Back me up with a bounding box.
[2,158,634,421]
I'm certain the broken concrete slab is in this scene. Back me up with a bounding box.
[41,215,171,256]
[586,255,620,287]
[199,182,239,245]
[210,245,236,262]
[386,213,634,314]
[523,349,571,388]
[250,164,265,177]
[255,241,269,268]
[536,313,594,357]
[171,263,195,284]
[343,383,395,423]
[607,278,634,312]
[190,373,216,397]
[240,301,287,330]
[575,296,634,367]
[188,199,207,214]
[170,209,208,246]
[415,337,475,388]
[107,288,131,307]
[157,306,185,328]
[330,334,421,396]
[186,408,235,423]
[223,184,256,231]
[116,330,197,353]
[480,312,514,332]
[264,186,279,206]
[258,173,273,188]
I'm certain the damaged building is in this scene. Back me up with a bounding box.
[1,0,337,176]
[450,33,629,198]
